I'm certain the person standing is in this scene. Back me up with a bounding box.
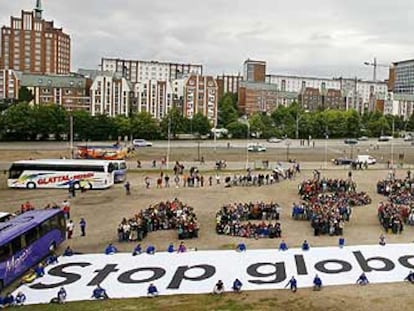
[124,181,131,195]
[66,220,74,239]
[79,218,86,237]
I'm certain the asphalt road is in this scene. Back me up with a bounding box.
[0,138,411,150]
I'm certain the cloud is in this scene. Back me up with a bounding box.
[2,0,414,80]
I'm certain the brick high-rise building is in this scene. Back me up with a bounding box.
[243,59,266,82]
[183,75,218,125]
[0,0,71,74]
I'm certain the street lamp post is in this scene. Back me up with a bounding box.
[324,131,329,169]
[391,118,395,168]
[285,140,291,161]
[69,115,74,159]
[166,116,171,169]
[246,121,250,169]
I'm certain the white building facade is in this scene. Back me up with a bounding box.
[266,74,388,113]
[90,72,132,117]
[383,92,414,120]
[100,58,203,84]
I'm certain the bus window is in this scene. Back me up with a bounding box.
[40,219,52,236]
[11,237,22,253]
[120,162,127,170]
[0,244,11,262]
[112,163,119,170]
[58,214,66,230]
[25,227,39,246]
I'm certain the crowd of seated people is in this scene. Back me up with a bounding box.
[216,202,282,239]
[376,171,414,230]
[118,199,199,241]
[378,201,405,234]
[294,178,371,236]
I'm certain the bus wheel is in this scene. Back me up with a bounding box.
[26,182,36,189]
[87,183,93,190]
[74,182,81,190]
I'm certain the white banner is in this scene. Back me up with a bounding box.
[15,243,414,305]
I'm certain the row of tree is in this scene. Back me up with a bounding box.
[1,95,414,141]
[0,103,212,141]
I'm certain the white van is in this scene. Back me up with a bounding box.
[356,155,376,165]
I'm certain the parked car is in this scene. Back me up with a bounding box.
[344,138,358,145]
[132,139,153,147]
[332,158,353,165]
[267,137,282,143]
[248,144,266,152]
[404,135,413,141]
[378,136,393,142]
[357,136,369,141]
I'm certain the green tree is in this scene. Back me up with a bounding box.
[72,110,94,141]
[249,113,266,138]
[2,103,37,140]
[130,112,160,140]
[160,107,187,138]
[18,86,34,103]
[227,121,248,138]
[217,94,238,128]
[33,105,68,140]
[114,115,131,139]
[191,113,212,136]
[88,114,117,141]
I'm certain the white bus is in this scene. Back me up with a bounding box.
[7,159,115,190]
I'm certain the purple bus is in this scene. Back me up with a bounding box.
[0,209,66,291]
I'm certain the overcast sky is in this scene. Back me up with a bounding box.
[2,0,414,80]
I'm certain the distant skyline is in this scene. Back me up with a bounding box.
[2,0,414,80]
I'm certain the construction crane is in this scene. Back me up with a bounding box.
[363,57,390,82]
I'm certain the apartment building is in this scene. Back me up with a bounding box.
[0,69,20,101]
[17,72,90,111]
[383,92,414,120]
[183,75,218,124]
[238,81,279,115]
[243,59,266,82]
[90,72,132,117]
[100,58,203,84]
[216,74,242,99]
[389,59,414,94]
[0,0,71,74]
[266,74,387,113]
[134,80,176,120]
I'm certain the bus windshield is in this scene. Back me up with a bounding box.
[111,160,127,183]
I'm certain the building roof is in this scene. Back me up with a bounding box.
[18,72,86,88]
[393,59,414,66]
[240,81,278,91]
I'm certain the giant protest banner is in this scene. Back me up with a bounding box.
[15,243,414,305]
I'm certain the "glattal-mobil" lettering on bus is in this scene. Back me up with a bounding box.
[37,173,94,185]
